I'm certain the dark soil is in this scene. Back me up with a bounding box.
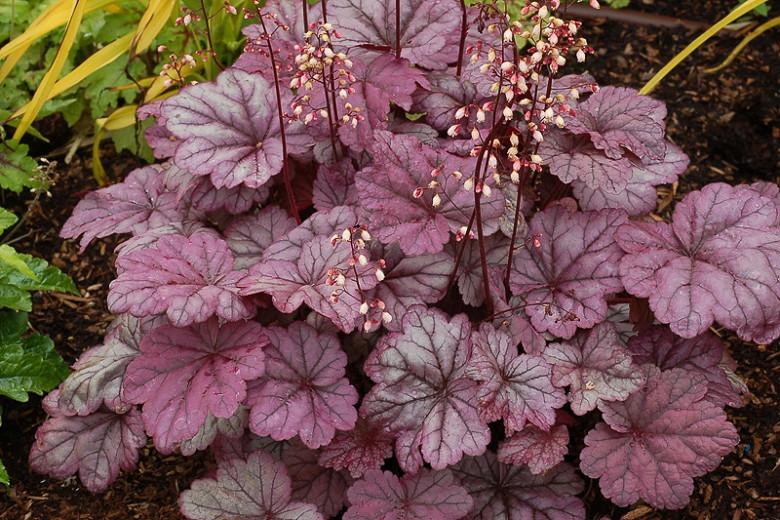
[1,0,778,518]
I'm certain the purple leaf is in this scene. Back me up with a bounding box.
[572,142,689,216]
[53,315,162,416]
[616,182,780,343]
[109,231,253,327]
[544,322,645,415]
[330,0,462,70]
[180,450,323,520]
[539,131,633,192]
[497,424,569,475]
[361,307,490,471]
[344,469,473,520]
[114,221,216,258]
[628,325,745,407]
[564,86,667,160]
[162,68,309,189]
[179,407,248,457]
[467,323,565,433]
[246,322,358,449]
[30,399,146,493]
[580,367,739,509]
[61,164,187,251]
[224,206,297,270]
[372,244,454,331]
[123,318,267,452]
[509,206,628,338]
[356,131,504,255]
[318,418,394,478]
[313,160,359,211]
[412,70,488,131]
[452,235,509,307]
[262,205,359,261]
[452,453,586,520]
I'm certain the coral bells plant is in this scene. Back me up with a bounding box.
[30,0,780,517]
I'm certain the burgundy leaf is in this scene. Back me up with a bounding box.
[162,68,309,189]
[30,397,146,493]
[412,70,488,131]
[356,131,504,255]
[510,206,628,338]
[313,159,359,211]
[246,322,358,449]
[580,367,739,509]
[330,0,462,70]
[616,182,780,343]
[452,234,509,307]
[180,450,323,520]
[564,86,667,160]
[317,418,394,478]
[467,324,565,433]
[497,424,569,475]
[628,325,745,407]
[61,164,187,251]
[572,142,689,216]
[544,322,645,415]
[452,452,586,520]
[224,206,297,270]
[539,131,633,193]
[373,244,454,331]
[109,231,252,327]
[344,469,473,520]
[123,318,267,452]
[53,315,162,416]
[361,307,490,471]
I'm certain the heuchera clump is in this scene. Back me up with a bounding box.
[31,0,780,517]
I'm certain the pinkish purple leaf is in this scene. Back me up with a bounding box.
[122,318,267,452]
[467,324,565,434]
[180,450,323,520]
[572,142,689,216]
[356,131,504,255]
[452,235,509,307]
[344,469,473,520]
[53,315,162,416]
[497,424,569,475]
[580,367,739,509]
[509,206,628,338]
[544,322,645,415]
[616,182,780,343]
[539,132,633,193]
[30,399,146,493]
[113,221,216,258]
[313,160,359,212]
[162,68,309,189]
[564,86,667,160]
[330,0,462,70]
[246,322,358,449]
[372,244,454,331]
[109,231,253,327]
[61,164,188,251]
[452,453,586,520]
[262,206,359,261]
[179,407,248,457]
[317,418,394,478]
[411,70,488,131]
[628,325,745,407]
[224,206,297,270]
[361,307,490,471]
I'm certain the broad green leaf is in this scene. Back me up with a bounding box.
[0,208,17,234]
[0,245,37,279]
[0,140,40,192]
[0,458,8,486]
[0,253,77,295]
[0,284,32,311]
[0,330,69,401]
[0,311,27,342]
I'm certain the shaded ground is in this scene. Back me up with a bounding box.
[1,0,779,518]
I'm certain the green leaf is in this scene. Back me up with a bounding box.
[0,329,69,402]
[0,245,38,279]
[0,140,41,192]
[0,252,78,295]
[0,284,32,312]
[0,458,8,486]
[0,208,17,234]
[0,310,27,342]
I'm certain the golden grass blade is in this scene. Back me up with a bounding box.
[703,16,780,74]
[0,0,66,84]
[91,104,138,185]
[10,32,134,120]
[131,0,177,57]
[640,0,769,95]
[13,0,87,140]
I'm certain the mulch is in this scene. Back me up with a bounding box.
[0,0,778,518]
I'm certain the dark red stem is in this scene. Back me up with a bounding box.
[456,0,467,77]
[322,0,328,22]
[395,0,402,58]
[302,0,309,28]
[259,14,301,224]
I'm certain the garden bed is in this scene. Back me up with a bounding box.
[0,0,778,518]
